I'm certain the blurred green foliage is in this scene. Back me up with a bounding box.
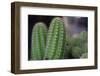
[64,31,88,59]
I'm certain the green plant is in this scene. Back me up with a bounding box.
[72,47,81,58]
[30,17,87,60]
[31,22,47,60]
[44,17,65,59]
[64,31,88,59]
[81,52,88,58]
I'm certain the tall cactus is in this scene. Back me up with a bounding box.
[44,17,65,59]
[31,22,47,60]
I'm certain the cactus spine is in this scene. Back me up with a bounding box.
[44,17,64,59]
[31,22,47,60]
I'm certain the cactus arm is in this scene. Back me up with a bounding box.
[80,52,88,58]
[31,22,47,60]
[39,25,47,59]
[44,19,58,59]
[44,17,64,59]
[31,25,41,60]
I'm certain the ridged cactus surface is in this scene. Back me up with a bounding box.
[44,17,64,59]
[31,22,47,60]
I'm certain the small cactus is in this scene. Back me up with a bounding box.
[80,52,88,58]
[72,47,81,58]
[31,22,47,60]
[44,17,65,59]
[64,31,88,59]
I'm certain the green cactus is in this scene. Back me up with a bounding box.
[30,17,87,60]
[78,32,88,54]
[72,47,81,58]
[64,31,88,59]
[78,31,87,43]
[31,22,47,60]
[80,52,88,58]
[44,17,65,59]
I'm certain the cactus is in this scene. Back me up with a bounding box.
[30,17,87,60]
[64,36,77,59]
[80,52,88,58]
[78,31,87,43]
[31,22,47,60]
[44,17,65,59]
[72,47,81,58]
[64,31,88,59]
